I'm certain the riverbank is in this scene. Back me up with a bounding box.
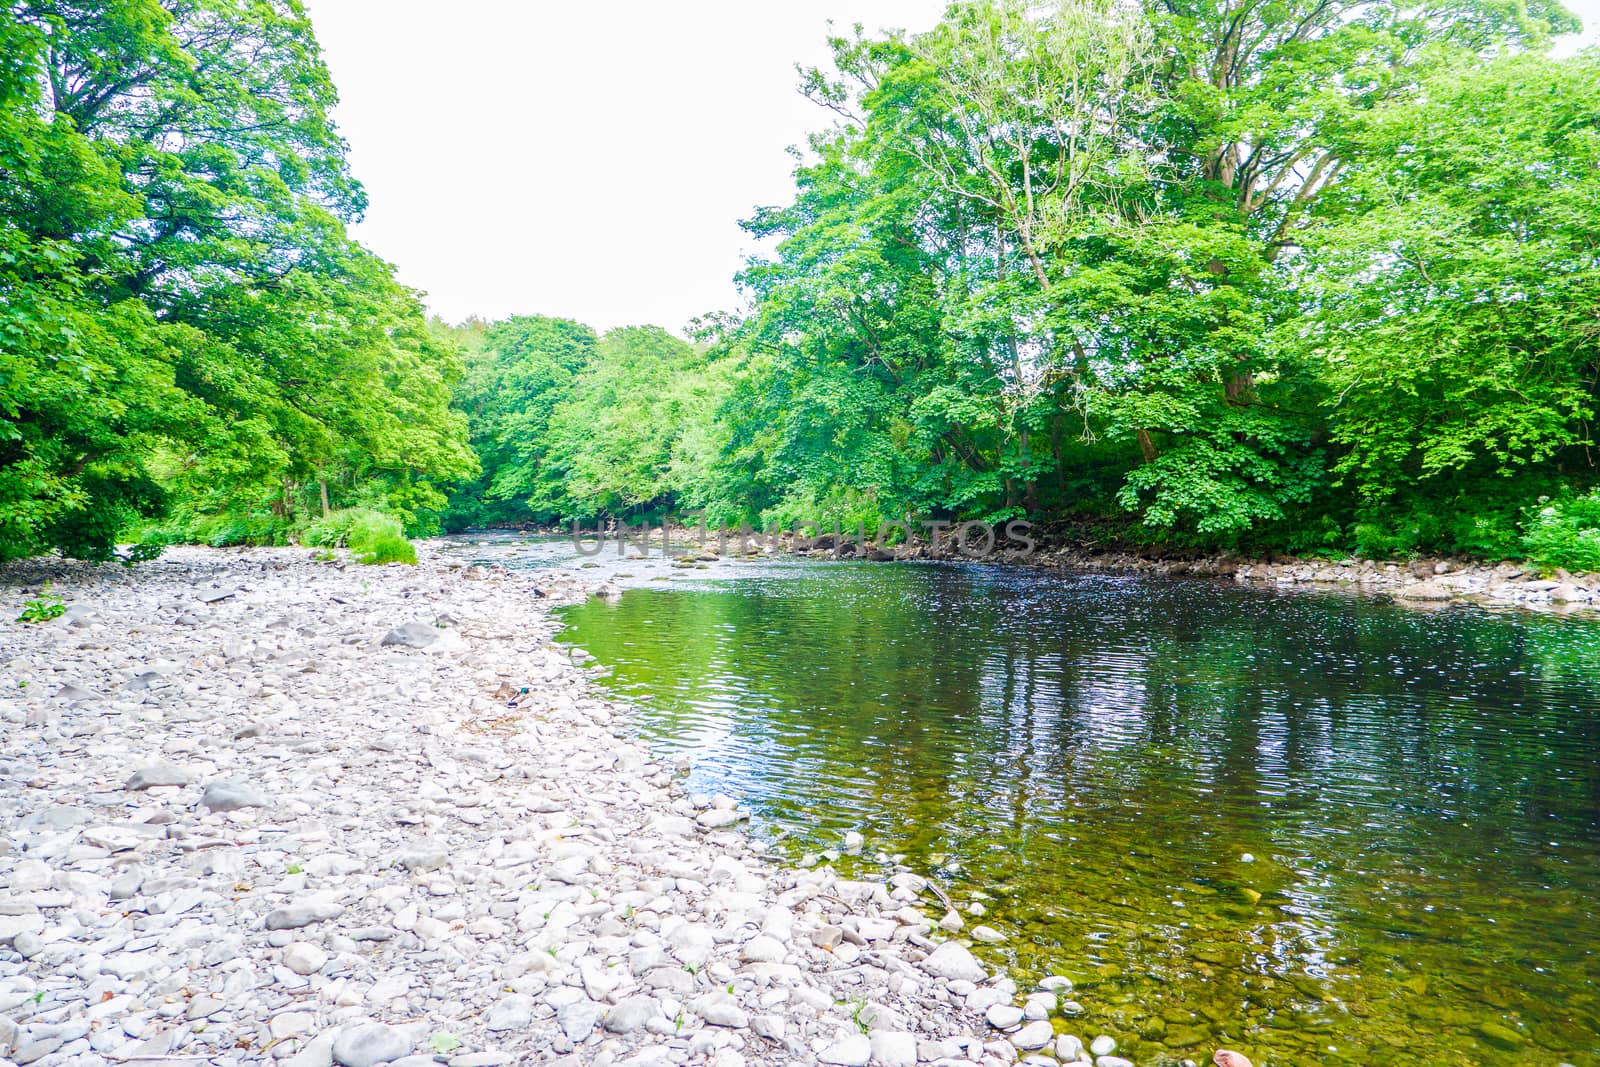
[494,521,1599,615]
[0,547,1138,1067]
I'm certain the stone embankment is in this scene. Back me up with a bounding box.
[0,548,1143,1067]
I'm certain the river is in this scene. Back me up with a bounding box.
[449,534,1600,1065]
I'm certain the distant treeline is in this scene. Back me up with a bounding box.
[6,0,1600,572]
[443,0,1600,571]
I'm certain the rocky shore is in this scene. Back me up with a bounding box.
[0,547,1141,1067]
[821,540,1598,615]
[548,521,1600,615]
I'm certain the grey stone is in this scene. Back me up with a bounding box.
[556,998,602,1042]
[283,942,329,975]
[1089,1036,1116,1057]
[920,941,987,982]
[482,994,532,1032]
[869,1031,917,1067]
[332,1023,411,1067]
[199,778,269,811]
[11,1033,65,1065]
[127,763,192,790]
[817,1034,871,1066]
[83,823,166,850]
[689,992,749,1028]
[379,623,439,649]
[265,900,344,930]
[602,995,658,1034]
[18,806,92,830]
[60,605,95,627]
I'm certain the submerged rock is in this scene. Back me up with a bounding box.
[921,940,987,982]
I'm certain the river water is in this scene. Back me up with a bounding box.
[461,536,1600,1066]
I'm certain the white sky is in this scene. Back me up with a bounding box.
[303,0,1600,334]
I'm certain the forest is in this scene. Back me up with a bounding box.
[5,0,1600,570]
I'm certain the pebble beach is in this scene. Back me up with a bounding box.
[0,546,1128,1067]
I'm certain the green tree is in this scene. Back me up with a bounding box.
[0,0,473,558]
[1304,52,1600,506]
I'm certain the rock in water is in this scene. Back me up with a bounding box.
[985,1004,1024,1030]
[332,1023,411,1067]
[1213,1052,1254,1067]
[199,779,269,811]
[920,940,987,982]
[1011,1020,1053,1050]
[1396,579,1453,601]
[380,622,439,649]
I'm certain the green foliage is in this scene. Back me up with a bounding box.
[346,513,415,567]
[1303,53,1600,504]
[1522,493,1600,576]
[441,319,728,527]
[0,0,473,561]
[16,584,64,624]
[347,513,409,564]
[11,0,1595,569]
[142,503,292,548]
[301,508,416,565]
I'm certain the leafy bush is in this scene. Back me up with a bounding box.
[761,490,888,542]
[1349,485,1532,561]
[300,509,365,548]
[141,504,293,548]
[1521,492,1600,575]
[300,508,416,565]
[348,512,417,565]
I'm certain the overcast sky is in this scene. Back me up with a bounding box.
[303,0,1600,334]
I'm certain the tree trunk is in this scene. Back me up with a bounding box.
[319,480,331,518]
[1225,369,1255,405]
[1137,428,1157,463]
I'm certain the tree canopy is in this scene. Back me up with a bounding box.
[1,0,473,559]
[7,0,1598,570]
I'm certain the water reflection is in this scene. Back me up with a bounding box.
[559,561,1600,1066]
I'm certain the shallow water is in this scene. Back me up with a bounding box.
[555,558,1600,1066]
